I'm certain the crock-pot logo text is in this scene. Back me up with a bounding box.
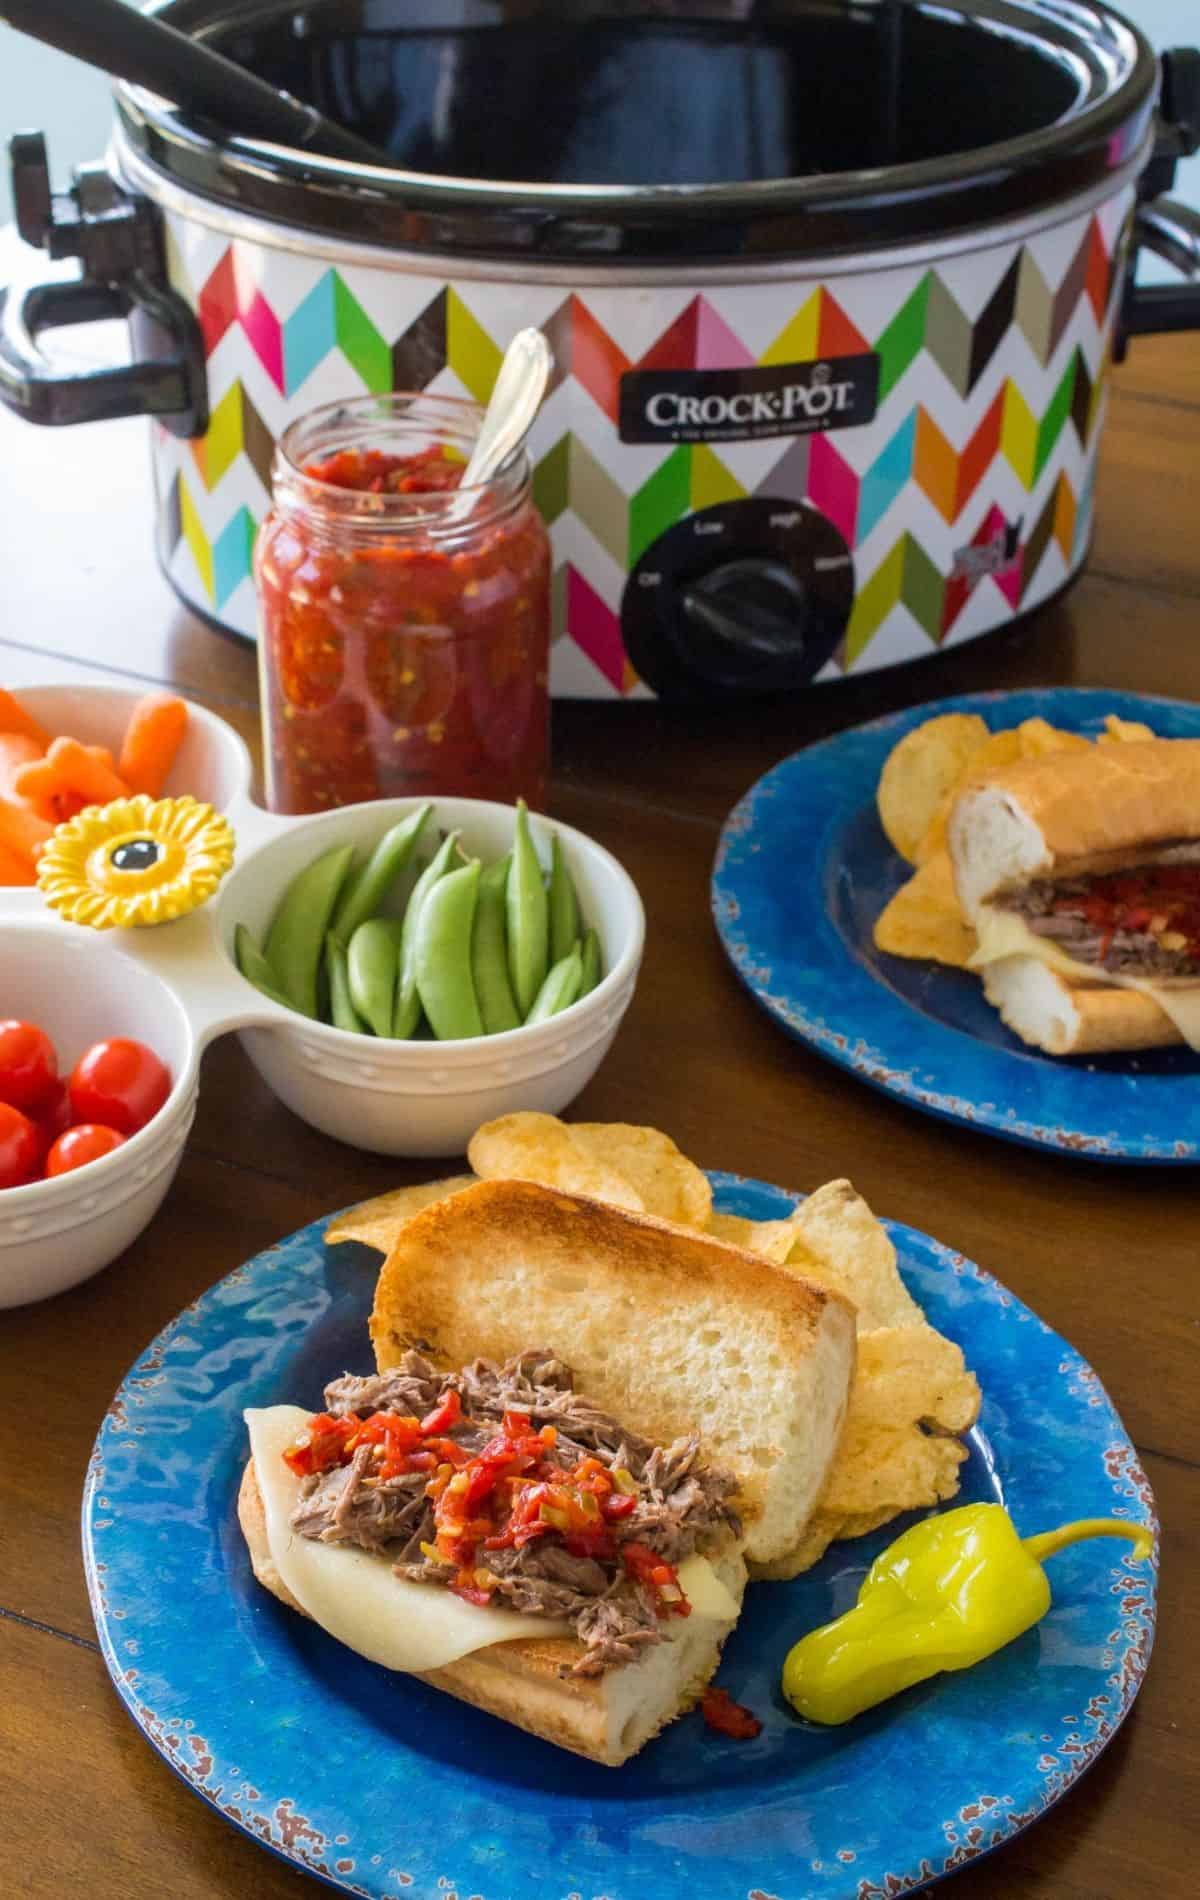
[619,356,880,445]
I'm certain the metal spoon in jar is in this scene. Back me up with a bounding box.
[448,328,553,522]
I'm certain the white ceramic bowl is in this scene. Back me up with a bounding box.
[0,924,199,1309]
[213,797,645,1158]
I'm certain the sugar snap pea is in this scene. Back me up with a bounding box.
[325,933,366,1033]
[264,842,355,1019]
[471,854,521,1034]
[548,832,581,964]
[331,804,432,943]
[393,830,462,1037]
[524,942,583,1025]
[233,924,293,1009]
[414,859,485,1041]
[507,798,549,1018]
[577,927,602,998]
[239,803,602,1042]
[347,917,403,1037]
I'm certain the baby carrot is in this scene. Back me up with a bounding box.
[118,693,189,795]
[0,798,53,860]
[9,764,57,820]
[0,688,50,750]
[42,737,128,804]
[13,756,92,823]
[0,731,43,797]
[0,840,36,886]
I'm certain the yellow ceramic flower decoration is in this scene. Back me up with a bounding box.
[37,794,235,929]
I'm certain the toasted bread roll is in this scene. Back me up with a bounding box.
[949,739,1200,922]
[369,1178,857,1565]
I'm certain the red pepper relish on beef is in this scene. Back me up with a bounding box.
[995,863,1200,978]
[282,1350,741,1677]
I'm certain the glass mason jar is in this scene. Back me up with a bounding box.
[254,393,552,815]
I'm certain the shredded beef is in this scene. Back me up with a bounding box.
[291,1457,432,1553]
[288,1347,741,1675]
[573,1588,662,1674]
[996,881,1200,978]
[622,1439,742,1564]
[506,1544,610,1596]
[323,1358,444,1419]
[457,1351,658,1470]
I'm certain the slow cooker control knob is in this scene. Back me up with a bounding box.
[620,497,855,699]
[680,557,811,680]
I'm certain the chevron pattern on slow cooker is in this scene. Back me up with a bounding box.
[157,192,1127,692]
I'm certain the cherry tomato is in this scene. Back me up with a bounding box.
[0,1101,42,1189]
[31,1079,71,1161]
[45,1123,127,1177]
[0,1019,59,1113]
[68,1038,171,1136]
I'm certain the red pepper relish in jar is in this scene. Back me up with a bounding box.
[254,394,551,814]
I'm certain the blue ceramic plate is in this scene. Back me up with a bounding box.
[84,1174,1157,1900]
[711,688,1200,1162]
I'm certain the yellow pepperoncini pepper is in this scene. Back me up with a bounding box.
[782,1502,1154,1726]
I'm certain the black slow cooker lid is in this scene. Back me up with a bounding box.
[118,0,1158,260]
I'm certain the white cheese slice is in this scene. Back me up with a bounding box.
[971,908,1200,1051]
[246,1407,740,1673]
[674,1551,741,1623]
[247,1406,570,1668]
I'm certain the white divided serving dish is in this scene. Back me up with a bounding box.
[0,683,644,1305]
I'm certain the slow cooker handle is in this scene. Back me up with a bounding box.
[0,132,207,435]
[1124,198,1200,337]
[1120,47,1200,344]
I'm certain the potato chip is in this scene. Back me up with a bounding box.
[912,727,1025,864]
[750,1312,979,1575]
[873,851,977,969]
[876,712,990,864]
[850,1326,981,1435]
[787,1180,926,1331]
[704,1210,799,1264]
[326,1175,476,1253]
[467,1112,644,1212]
[828,1505,908,1543]
[740,1216,805,1261]
[571,1123,712,1228]
[1016,717,1093,759]
[821,1419,968,1518]
[1099,713,1156,744]
[953,726,1025,777]
[704,1211,757,1250]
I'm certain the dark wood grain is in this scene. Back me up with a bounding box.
[1,315,1197,1900]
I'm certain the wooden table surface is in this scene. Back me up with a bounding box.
[1,327,1197,1900]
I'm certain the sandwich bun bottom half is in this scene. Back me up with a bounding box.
[982,956,1183,1056]
[238,1459,747,1768]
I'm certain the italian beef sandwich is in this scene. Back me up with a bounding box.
[949,738,1200,1055]
[239,1178,856,1765]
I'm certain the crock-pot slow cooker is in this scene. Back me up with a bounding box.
[3,0,1199,699]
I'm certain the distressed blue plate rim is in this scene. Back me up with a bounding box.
[83,1174,1158,1900]
[711,687,1200,1163]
